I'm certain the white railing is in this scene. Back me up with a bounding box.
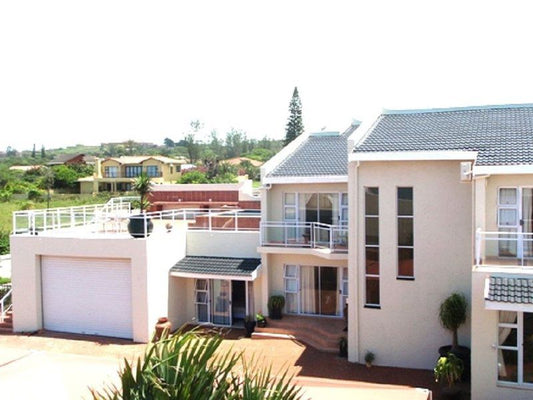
[475,228,533,268]
[12,196,261,236]
[260,221,348,252]
[12,197,135,235]
[0,285,12,323]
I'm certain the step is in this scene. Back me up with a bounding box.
[251,332,295,340]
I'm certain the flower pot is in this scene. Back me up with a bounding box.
[269,308,282,320]
[257,319,267,328]
[244,320,256,338]
[366,362,372,368]
[128,214,153,238]
[154,317,172,341]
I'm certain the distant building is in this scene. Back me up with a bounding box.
[9,165,43,172]
[79,155,186,194]
[47,154,96,166]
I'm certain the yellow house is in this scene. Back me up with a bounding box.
[79,156,185,194]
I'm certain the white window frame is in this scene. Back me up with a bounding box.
[364,187,380,307]
[284,264,300,314]
[397,187,414,279]
[194,279,210,323]
[497,311,533,388]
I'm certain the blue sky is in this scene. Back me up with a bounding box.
[1,0,533,151]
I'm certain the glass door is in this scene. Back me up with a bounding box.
[195,279,210,323]
[521,188,533,258]
[211,279,231,326]
[320,267,338,315]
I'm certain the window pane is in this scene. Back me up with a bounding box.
[365,217,379,245]
[398,187,413,216]
[197,304,208,322]
[398,248,414,277]
[365,277,379,305]
[284,193,295,205]
[342,267,348,280]
[285,265,298,278]
[498,228,518,257]
[341,208,348,222]
[365,188,379,215]
[196,279,207,290]
[499,311,517,324]
[366,247,379,275]
[285,279,298,292]
[286,293,298,313]
[524,313,533,383]
[341,193,348,205]
[498,349,518,382]
[500,188,517,205]
[284,207,296,220]
[196,292,207,303]
[398,218,413,246]
[499,209,517,226]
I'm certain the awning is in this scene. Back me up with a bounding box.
[170,256,261,281]
[484,275,533,312]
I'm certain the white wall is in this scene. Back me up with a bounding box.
[349,160,473,369]
[186,231,260,258]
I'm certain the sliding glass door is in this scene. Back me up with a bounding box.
[286,265,339,316]
[194,279,232,326]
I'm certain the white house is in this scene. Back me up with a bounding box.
[348,104,533,399]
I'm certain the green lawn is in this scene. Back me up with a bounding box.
[0,193,113,234]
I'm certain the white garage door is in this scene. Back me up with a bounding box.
[42,256,133,339]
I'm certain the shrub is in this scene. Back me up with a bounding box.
[0,230,9,255]
[434,353,464,387]
[27,188,45,201]
[439,292,468,348]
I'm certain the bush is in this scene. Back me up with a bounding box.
[90,329,302,400]
[178,170,209,184]
[27,188,45,201]
[439,292,468,348]
[0,230,9,255]
[434,353,464,387]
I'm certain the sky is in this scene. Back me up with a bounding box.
[1,0,533,151]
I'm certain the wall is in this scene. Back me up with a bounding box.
[350,160,473,369]
[186,231,260,258]
[10,235,150,342]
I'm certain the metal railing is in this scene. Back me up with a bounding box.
[0,284,12,323]
[475,228,533,268]
[12,196,261,236]
[103,171,163,178]
[260,221,348,252]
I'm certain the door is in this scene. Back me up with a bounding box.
[211,279,231,326]
[320,267,338,315]
[498,187,533,260]
[195,279,210,323]
[41,256,132,339]
[521,188,533,258]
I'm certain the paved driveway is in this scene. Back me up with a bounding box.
[0,331,434,400]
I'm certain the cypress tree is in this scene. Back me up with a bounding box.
[284,87,304,146]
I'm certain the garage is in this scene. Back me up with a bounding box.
[41,256,133,339]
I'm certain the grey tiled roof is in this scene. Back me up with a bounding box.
[267,123,360,177]
[170,256,261,277]
[354,105,533,166]
[486,275,533,304]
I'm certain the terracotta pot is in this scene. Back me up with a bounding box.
[154,317,172,341]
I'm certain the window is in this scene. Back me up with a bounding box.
[365,187,379,307]
[104,166,118,178]
[340,193,349,225]
[284,265,299,313]
[498,188,519,257]
[497,311,533,385]
[125,166,142,177]
[397,187,414,278]
[146,165,159,177]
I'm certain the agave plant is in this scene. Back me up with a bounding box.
[91,328,302,400]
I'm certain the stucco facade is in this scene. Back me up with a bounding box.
[348,160,473,369]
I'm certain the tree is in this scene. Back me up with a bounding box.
[41,145,46,158]
[183,120,203,164]
[178,170,209,184]
[31,144,36,158]
[91,329,302,400]
[164,137,175,148]
[439,292,467,349]
[284,87,304,146]
[40,167,54,209]
[225,129,247,158]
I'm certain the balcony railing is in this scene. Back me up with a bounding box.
[260,221,348,252]
[12,196,260,236]
[475,229,533,268]
[102,172,163,178]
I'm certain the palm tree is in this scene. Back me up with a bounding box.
[91,329,302,400]
[132,173,152,213]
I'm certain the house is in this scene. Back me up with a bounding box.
[348,104,533,399]
[47,153,96,166]
[79,156,185,194]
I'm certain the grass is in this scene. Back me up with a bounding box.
[0,193,113,234]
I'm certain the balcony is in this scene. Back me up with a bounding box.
[475,229,533,268]
[102,171,163,178]
[260,221,348,253]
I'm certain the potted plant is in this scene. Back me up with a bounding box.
[256,312,267,328]
[434,353,464,400]
[127,173,154,238]
[268,295,285,320]
[438,292,470,381]
[364,351,375,368]
[243,315,256,338]
[339,336,348,358]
